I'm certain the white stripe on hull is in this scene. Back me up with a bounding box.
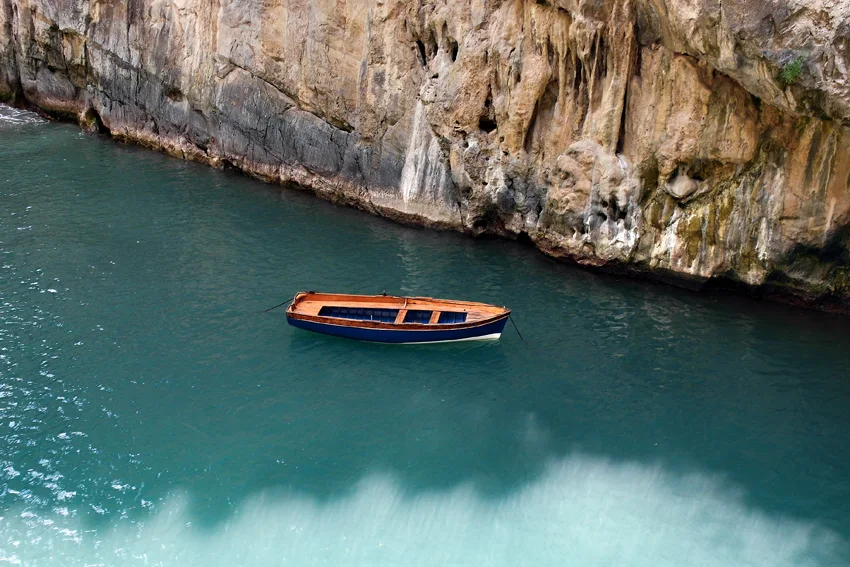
[400,333,502,345]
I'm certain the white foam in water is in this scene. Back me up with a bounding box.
[0,455,843,566]
[0,104,47,126]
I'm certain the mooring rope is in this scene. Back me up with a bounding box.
[509,313,526,343]
[261,293,298,313]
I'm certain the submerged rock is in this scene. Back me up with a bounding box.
[1,0,849,310]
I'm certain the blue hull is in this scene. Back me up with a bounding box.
[287,316,508,344]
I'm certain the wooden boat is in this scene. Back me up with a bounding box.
[286,292,510,344]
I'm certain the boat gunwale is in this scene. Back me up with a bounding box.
[286,292,510,331]
[290,291,506,310]
[286,311,510,332]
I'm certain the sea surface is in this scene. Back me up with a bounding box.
[2,104,850,566]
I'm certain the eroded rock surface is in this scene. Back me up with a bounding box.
[1,0,849,308]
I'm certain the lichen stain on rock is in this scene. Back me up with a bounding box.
[1,0,849,310]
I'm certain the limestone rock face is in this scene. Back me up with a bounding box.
[1,0,849,308]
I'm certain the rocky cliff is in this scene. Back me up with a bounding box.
[2,0,849,309]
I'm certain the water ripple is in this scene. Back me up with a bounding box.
[0,105,47,127]
[2,104,850,566]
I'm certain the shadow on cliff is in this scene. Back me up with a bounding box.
[761,220,850,310]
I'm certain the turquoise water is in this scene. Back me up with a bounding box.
[2,104,850,566]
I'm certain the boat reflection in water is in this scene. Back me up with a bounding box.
[286,292,510,344]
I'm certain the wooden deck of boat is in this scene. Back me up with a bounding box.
[289,292,507,324]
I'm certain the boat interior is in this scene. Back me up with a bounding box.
[288,292,508,325]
